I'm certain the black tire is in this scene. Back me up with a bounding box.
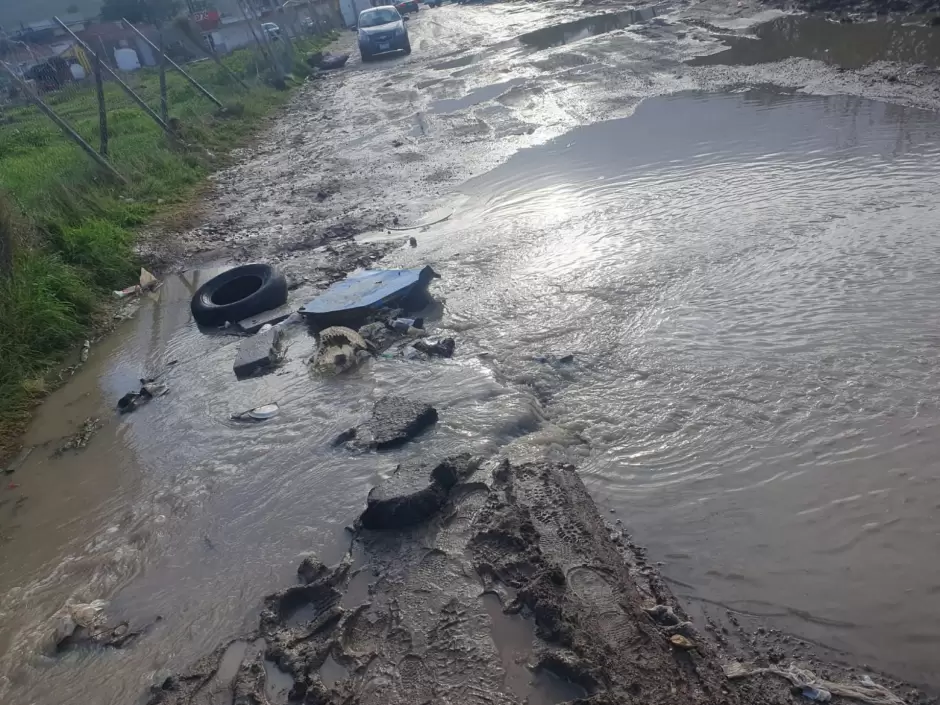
[191,263,287,327]
[403,40,412,55]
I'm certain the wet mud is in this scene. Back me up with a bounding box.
[147,460,747,705]
[7,1,940,703]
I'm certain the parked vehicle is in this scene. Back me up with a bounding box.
[357,6,411,61]
[395,0,420,13]
[426,0,443,7]
[262,22,282,40]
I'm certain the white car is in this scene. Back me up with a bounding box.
[262,22,282,40]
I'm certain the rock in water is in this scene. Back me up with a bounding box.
[365,397,438,449]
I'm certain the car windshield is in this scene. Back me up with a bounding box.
[359,8,399,27]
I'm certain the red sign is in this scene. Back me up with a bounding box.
[192,9,221,31]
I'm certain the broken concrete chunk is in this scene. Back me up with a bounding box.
[360,454,475,530]
[234,328,282,379]
[365,397,438,449]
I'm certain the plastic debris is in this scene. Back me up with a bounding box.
[392,317,423,332]
[300,267,438,327]
[314,326,371,373]
[669,634,695,650]
[80,340,91,363]
[802,686,833,702]
[232,403,280,422]
[118,380,169,413]
[412,338,455,358]
[113,268,161,299]
[723,663,905,705]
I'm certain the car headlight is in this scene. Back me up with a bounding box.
[359,31,369,41]
[395,25,405,35]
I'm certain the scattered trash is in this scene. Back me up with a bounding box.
[231,403,280,422]
[314,326,371,373]
[56,417,102,455]
[802,686,833,703]
[319,52,350,70]
[113,268,161,299]
[412,337,455,358]
[117,380,169,413]
[669,634,695,650]
[7,482,19,490]
[237,303,295,334]
[3,446,33,475]
[234,327,283,379]
[80,340,91,363]
[723,663,905,705]
[299,266,438,327]
[53,600,151,653]
[391,317,423,332]
[643,603,679,626]
[192,264,288,328]
[534,353,575,365]
[409,237,418,247]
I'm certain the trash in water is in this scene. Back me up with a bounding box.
[117,380,169,413]
[232,403,280,422]
[113,268,161,299]
[391,317,423,332]
[3,446,33,475]
[299,266,438,327]
[314,326,371,373]
[412,337,455,358]
[233,327,283,379]
[801,687,832,703]
[534,353,575,365]
[56,417,102,454]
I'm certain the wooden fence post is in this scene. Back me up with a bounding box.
[94,53,109,158]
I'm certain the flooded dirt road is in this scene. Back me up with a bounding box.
[5,2,940,703]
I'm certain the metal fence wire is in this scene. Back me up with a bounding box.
[0,5,343,184]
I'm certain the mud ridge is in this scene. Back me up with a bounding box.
[148,458,785,705]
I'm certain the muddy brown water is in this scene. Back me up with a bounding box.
[5,5,940,704]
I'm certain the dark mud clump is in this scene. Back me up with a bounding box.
[360,455,476,530]
[150,457,791,705]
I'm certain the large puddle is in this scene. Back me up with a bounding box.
[517,6,664,49]
[3,85,940,705]
[691,15,940,68]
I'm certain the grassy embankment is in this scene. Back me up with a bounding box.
[0,34,335,459]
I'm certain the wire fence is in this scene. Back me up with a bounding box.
[0,5,345,187]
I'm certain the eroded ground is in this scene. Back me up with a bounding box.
[5,2,940,704]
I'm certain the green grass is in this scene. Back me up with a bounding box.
[0,34,335,459]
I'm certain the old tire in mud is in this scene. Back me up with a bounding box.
[191,264,288,327]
